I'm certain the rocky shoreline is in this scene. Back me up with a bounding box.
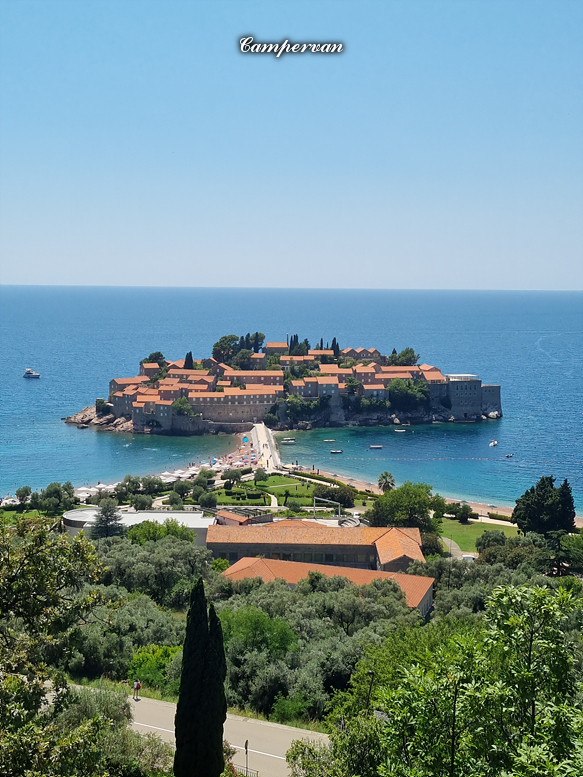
[64,403,502,436]
[272,405,502,432]
[63,406,133,432]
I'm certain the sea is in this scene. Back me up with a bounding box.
[1,287,582,510]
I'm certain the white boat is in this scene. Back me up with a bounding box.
[394,429,406,433]
[323,439,336,442]
[489,440,498,447]
[370,445,383,449]
[330,449,343,454]
[23,368,40,379]
[281,438,296,444]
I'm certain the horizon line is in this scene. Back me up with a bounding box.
[1,284,582,293]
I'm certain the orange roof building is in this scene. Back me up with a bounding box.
[207,522,425,573]
[222,557,434,614]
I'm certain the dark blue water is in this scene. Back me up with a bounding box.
[1,287,581,508]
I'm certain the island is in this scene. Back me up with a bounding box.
[65,332,502,435]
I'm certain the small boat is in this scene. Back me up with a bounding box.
[323,439,336,442]
[394,429,406,433]
[489,440,498,447]
[330,449,343,454]
[281,438,296,444]
[506,453,514,458]
[23,368,40,379]
[370,445,383,449]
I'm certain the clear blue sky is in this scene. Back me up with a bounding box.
[1,0,582,289]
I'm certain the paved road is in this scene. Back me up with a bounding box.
[130,696,328,777]
[440,536,466,559]
[253,423,281,472]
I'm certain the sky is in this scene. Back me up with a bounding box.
[0,0,582,289]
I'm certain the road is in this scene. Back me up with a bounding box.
[130,695,328,776]
[253,423,281,472]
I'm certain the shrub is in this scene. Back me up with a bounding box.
[264,413,278,428]
[271,693,309,723]
[199,492,217,509]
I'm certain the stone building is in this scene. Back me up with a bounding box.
[206,522,425,573]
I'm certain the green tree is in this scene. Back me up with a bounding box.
[367,481,445,533]
[0,516,112,776]
[231,348,253,370]
[174,579,227,777]
[223,469,242,489]
[15,485,31,506]
[132,493,153,511]
[254,467,269,483]
[388,378,429,412]
[95,397,109,415]
[514,476,576,536]
[92,497,123,538]
[212,558,230,573]
[388,347,419,366]
[167,491,184,509]
[377,472,395,493]
[212,335,239,364]
[141,475,165,495]
[313,484,355,508]
[263,412,278,428]
[345,376,363,396]
[173,396,195,416]
[173,480,192,499]
[184,351,194,370]
[143,351,166,367]
[200,491,218,509]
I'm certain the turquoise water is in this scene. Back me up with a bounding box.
[1,287,581,507]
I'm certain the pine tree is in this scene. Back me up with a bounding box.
[184,351,194,370]
[174,579,227,777]
[91,497,123,539]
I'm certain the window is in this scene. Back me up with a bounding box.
[325,553,334,563]
[229,552,238,562]
[303,553,313,563]
[282,553,292,561]
[336,554,345,563]
[314,553,323,562]
[357,554,366,563]
[271,553,280,560]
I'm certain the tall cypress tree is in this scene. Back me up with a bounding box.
[174,579,227,777]
[184,351,194,370]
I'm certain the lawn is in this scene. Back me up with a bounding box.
[440,517,518,553]
[214,489,270,506]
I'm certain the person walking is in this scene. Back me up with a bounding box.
[133,679,139,700]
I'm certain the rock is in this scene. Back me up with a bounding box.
[393,418,401,425]
[488,411,500,419]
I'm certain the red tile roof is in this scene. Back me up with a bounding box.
[207,524,424,566]
[223,557,433,609]
[111,376,149,385]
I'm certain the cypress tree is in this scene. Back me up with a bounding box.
[174,578,227,777]
[184,351,194,370]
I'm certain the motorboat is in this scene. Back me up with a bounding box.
[370,445,383,449]
[394,429,406,433]
[330,449,343,454]
[489,440,498,447]
[506,453,514,458]
[281,437,296,444]
[23,368,40,379]
[323,439,336,442]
